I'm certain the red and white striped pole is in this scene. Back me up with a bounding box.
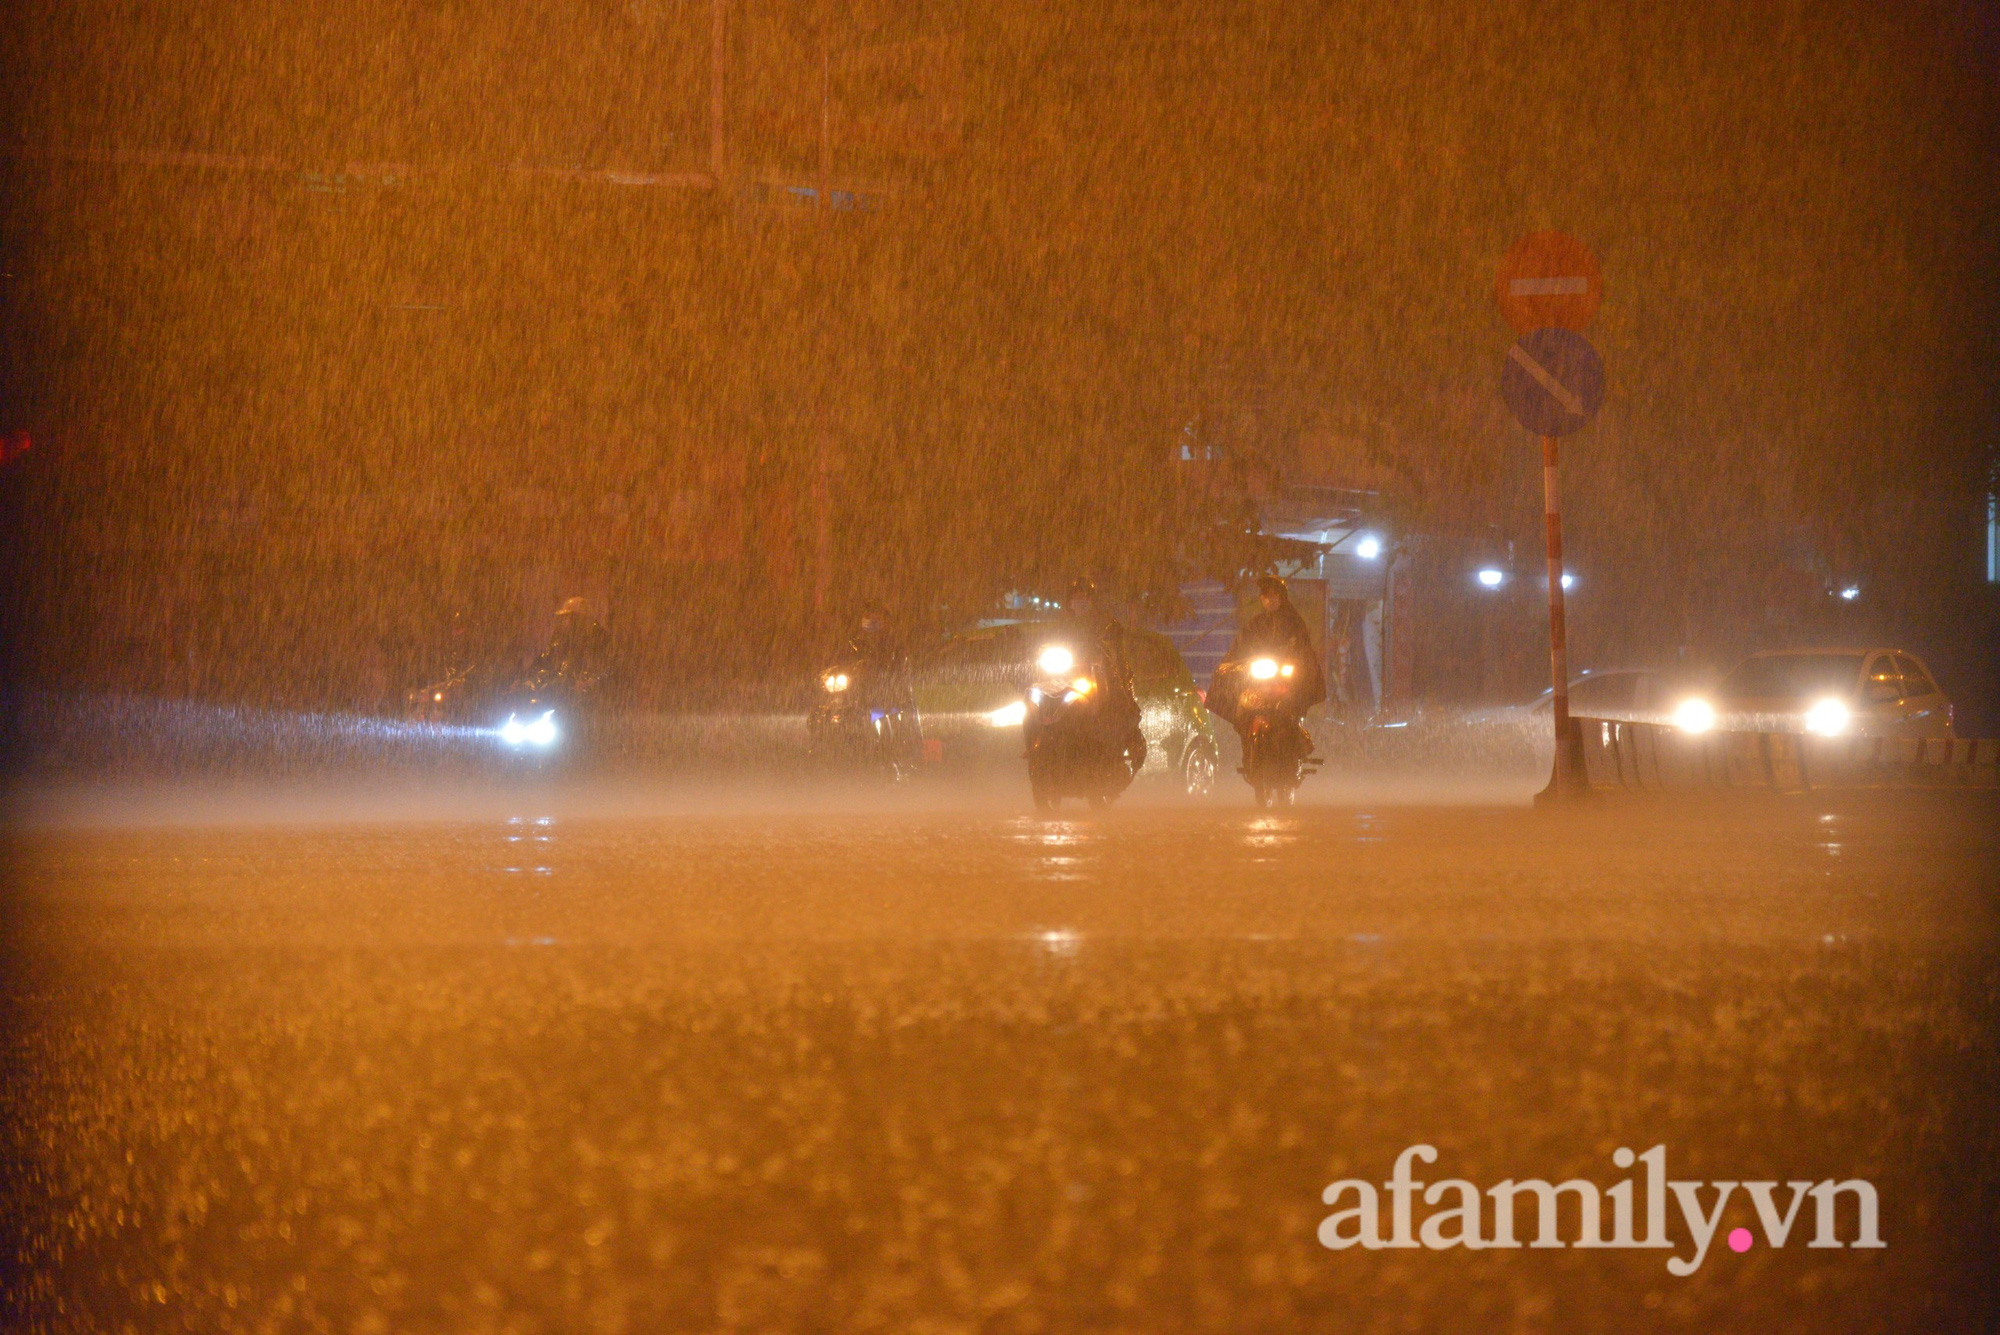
[1538,433,1579,801]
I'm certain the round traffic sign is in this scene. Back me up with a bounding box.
[1500,328,1604,436]
[1495,231,1602,333]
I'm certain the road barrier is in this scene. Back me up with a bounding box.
[1566,715,1999,793]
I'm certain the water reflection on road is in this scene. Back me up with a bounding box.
[3,789,1995,1332]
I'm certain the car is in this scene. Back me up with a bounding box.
[907,620,1221,797]
[1675,648,1954,739]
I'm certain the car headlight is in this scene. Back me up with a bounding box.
[500,714,527,746]
[823,671,850,693]
[1804,697,1850,737]
[986,700,1027,728]
[1249,657,1279,681]
[1672,698,1717,734]
[1037,645,1075,676]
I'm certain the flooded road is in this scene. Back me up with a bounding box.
[4,788,1997,1332]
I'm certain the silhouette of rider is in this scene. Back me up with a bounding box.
[1051,578,1146,773]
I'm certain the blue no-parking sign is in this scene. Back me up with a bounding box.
[1500,327,1605,437]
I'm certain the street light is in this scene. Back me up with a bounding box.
[1355,535,1382,560]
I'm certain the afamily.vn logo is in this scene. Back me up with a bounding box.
[1320,1145,1883,1275]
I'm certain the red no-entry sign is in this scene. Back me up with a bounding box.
[1494,231,1602,334]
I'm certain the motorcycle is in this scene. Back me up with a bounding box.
[1215,655,1321,808]
[1021,642,1140,812]
[490,658,602,762]
[807,659,919,779]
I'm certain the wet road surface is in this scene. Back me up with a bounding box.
[4,786,1997,1332]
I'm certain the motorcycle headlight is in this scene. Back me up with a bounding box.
[987,700,1027,728]
[500,710,560,748]
[1070,677,1095,696]
[823,671,850,693]
[1672,698,1717,734]
[1037,645,1075,676]
[1249,657,1279,681]
[1804,697,1850,737]
[1280,663,1295,678]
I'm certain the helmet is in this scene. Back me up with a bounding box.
[1256,574,1287,598]
[557,596,591,616]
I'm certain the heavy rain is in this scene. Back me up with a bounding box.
[2,1,1997,1330]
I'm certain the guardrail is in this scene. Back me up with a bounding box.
[1566,714,1999,792]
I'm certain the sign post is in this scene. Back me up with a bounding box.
[1496,237,1606,803]
[1541,433,1571,790]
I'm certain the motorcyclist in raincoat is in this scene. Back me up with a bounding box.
[532,595,611,694]
[810,601,919,773]
[1208,574,1326,747]
[1047,578,1147,774]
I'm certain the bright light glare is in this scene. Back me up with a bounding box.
[1839,587,1860,601]
[1804,697,1850,736]
[823,671,850,693]
[1070,677,1095,696]
[1249,657,1279,680]
[1477,568,1505,588]
[987,700,1027,728]
[500,711,560,748]
[1355,535,1382,560]
[1560,573,1576,590]
[1037,645,1075,676]
[1672,698,1717,734]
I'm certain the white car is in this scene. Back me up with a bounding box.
[1675,648,1954,739]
